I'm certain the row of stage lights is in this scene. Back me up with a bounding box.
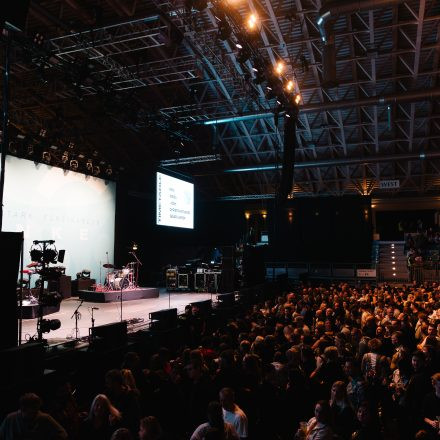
[212,8,302,110]
[7,131,114,177]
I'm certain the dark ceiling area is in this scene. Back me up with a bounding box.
[1,0,440,199]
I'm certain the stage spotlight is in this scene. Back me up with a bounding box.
[42,151,51,163]
[61,151,69,163]
[247,13,258,31]
[33,32,45,46]
[70,159,79,171]
[275,61,284,75]
[294,93,301,105]
[236,42,243,49]
[39,318,61,334]
[86,159,93,171]
[218,19,232,40]
[237,47,251,64]
[285,80,294,91]
[93,165,100,176]
[132,242,138,251]
[105,164,113,176]
[39,128,47,138]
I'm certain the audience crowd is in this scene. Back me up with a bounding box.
[1,281,440,440]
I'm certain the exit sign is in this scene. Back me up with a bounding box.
[379,180,400,189]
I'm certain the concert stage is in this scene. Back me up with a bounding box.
[20,291,212,341]
[78,287,159,303]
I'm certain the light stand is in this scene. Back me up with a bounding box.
[120,281,124,321]
[129,250,142,288]
[71,299,84,340]
[18,233,24,345]
[36,240,53,342]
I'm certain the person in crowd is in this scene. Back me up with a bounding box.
[110,427,132,440]
[351,401,383,440]
[219,387,248,439]
[105,369,141,435]
[329,380,356,439]
[138,416,163,440]
[0,393,67,440]
[420,372,440,439]
[296,400,334,440]
[190,401,239,440]
[79,394,121,440]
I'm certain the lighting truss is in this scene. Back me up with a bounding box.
[217,194,276,201]
[160,154,222,166]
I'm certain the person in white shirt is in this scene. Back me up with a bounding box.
[219,388,248,439]
[191,401,238,440]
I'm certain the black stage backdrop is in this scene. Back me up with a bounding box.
[115,174,372,284]
[0,231,22,349]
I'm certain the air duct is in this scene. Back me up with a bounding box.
[317,0,406,44]
[200,88,440,125]
[215,151,438,175]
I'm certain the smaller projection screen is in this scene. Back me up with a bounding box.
[156,171,194,229]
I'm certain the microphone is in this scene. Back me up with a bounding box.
[92,307,99,310]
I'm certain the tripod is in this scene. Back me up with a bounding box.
[71,299,84,340]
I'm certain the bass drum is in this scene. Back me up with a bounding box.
[114,277,129,290]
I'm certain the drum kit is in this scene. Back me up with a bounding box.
[101,261,138,291]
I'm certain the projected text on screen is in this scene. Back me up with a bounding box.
[156,172,194,229]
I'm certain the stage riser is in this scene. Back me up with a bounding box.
[78,288,159,303]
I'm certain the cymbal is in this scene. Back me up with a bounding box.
[103,263,114,269]
[27,262,40,268]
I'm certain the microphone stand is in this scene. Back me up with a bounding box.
[71,299,84,340]
[129,251,142,288]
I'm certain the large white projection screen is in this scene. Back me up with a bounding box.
[3,156,116,283]
[156,171,194,229]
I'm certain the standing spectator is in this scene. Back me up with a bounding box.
[219,388,248,439]
[79,394,121,440]
[296,400,334,440]
[138,416,163,440]
[329,381,355,439]
[190,401,239,440]
[0,393,67,440]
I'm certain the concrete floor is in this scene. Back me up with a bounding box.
[19,290,213,342]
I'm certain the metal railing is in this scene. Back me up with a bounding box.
[265,262,377,283]
[410,263,440,283]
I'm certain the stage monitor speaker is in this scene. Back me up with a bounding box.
[190,299,212,316]
[0,232,22,349]
[90,321,127,348]
[216,292,235,308]
[149,308,177,331]
[0,342,45,389]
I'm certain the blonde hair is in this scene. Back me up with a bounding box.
[121,369,138,392]
[88,394,121,423]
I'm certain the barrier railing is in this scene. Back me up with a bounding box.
[265,262,377,283]
[410,263,440,283]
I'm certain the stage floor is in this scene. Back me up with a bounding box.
[20,290,213,341]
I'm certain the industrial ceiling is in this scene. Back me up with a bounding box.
[2,0,440,199]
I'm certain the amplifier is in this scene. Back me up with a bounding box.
[178,273,189,289]
[195,273,206,291]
